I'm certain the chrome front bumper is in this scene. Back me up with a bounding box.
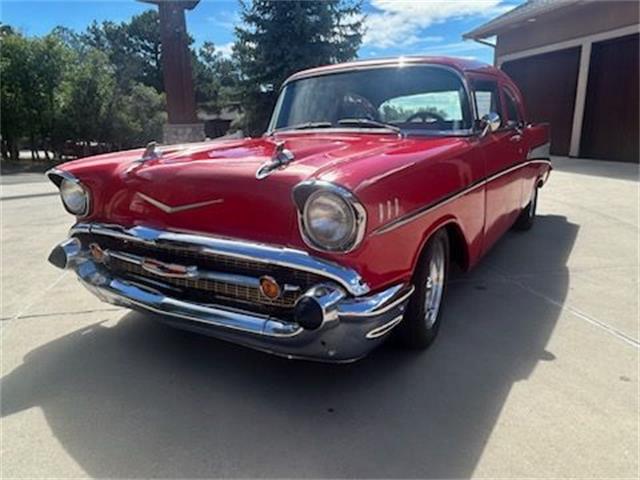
[49,224,413,362]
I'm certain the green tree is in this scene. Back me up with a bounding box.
[56,49,117,150]
[0,31,69,160]
[0,31,29,160]
[83,10,162,91]
[125,10,163,91]
[194,41,240,114]
[31,34,72,158]
[1,17,171,161]
[111,83,166,149]
[233,0,363,135]
[0,23,15,37]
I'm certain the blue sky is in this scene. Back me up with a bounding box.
[1,0,524,64]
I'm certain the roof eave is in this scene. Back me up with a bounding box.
[464,0,584,40]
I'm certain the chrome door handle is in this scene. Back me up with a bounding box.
[509,134,522,142]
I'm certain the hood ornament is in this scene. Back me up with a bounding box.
[125,141,161,174]
[256,140,295,180]
[141,141,161,162]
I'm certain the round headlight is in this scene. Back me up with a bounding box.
[60,178,89,216]
[303,190,357,251]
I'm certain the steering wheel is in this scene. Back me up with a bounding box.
[340,93,379,121]
[405,111,447,124]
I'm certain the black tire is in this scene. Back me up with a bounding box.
[513,185,539,231]
[397,229,450,349]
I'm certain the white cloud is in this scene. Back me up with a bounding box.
[364,0,513,49]
[216,41,234,58]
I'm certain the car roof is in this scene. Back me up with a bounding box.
[284,56,498,84]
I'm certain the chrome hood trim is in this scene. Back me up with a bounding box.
[70,223,370,296]
[135,192,224,214]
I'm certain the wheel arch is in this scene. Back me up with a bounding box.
[412,216,471,276]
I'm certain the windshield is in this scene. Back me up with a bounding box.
[269,66,473,135]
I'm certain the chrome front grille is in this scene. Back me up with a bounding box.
[75,233,328,314]
[109,255,300,308]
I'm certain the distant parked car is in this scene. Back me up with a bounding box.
[47,57,551,362]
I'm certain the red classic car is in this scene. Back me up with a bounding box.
[47,57,551,362]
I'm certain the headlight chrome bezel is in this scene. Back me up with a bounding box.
[293,180,367,253]
[47,169,91,217]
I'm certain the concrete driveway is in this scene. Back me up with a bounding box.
[1,157,638,478]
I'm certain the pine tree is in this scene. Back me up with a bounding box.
[234,0,363,136]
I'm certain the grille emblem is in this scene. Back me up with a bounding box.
[136,192,224,214]
[141,258,198,279]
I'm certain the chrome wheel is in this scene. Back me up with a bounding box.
[424,239,446,328]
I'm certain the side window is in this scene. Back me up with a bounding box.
[472,79,502,124]
[503,87,523,128]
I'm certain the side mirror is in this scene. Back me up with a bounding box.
[480,112,501,137]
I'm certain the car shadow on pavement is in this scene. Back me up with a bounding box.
[1,214,578,478]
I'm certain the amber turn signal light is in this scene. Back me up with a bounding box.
[259,276,281,300]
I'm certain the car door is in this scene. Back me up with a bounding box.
[470,74,526,253]
[502,83,537,210]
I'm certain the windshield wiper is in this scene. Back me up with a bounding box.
[337,118,402,135]
[273,122,333,133]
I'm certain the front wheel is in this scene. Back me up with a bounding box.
[396,229,449,349]
[513,185,539,231]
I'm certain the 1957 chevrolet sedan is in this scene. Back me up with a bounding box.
[47,57,551,362]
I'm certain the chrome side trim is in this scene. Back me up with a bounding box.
[70,223,370,296]
[292,180,368,254]
[527,141,551,160]
[372,159,552,236]
[45,168,91,218]
[366,314,404,339]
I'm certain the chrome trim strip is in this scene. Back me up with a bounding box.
[135,192,224,214]
[292,180,368,254]
[527,141,551,160]
[70,223,371,296]
[338,284,414,318]
[45,168,91,218]
[372,159,552,236]
[366,314,404,339]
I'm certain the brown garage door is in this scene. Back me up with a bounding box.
[580,34,639,163]
[502,47,581,155]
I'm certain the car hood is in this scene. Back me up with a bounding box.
[59,133,470,246]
